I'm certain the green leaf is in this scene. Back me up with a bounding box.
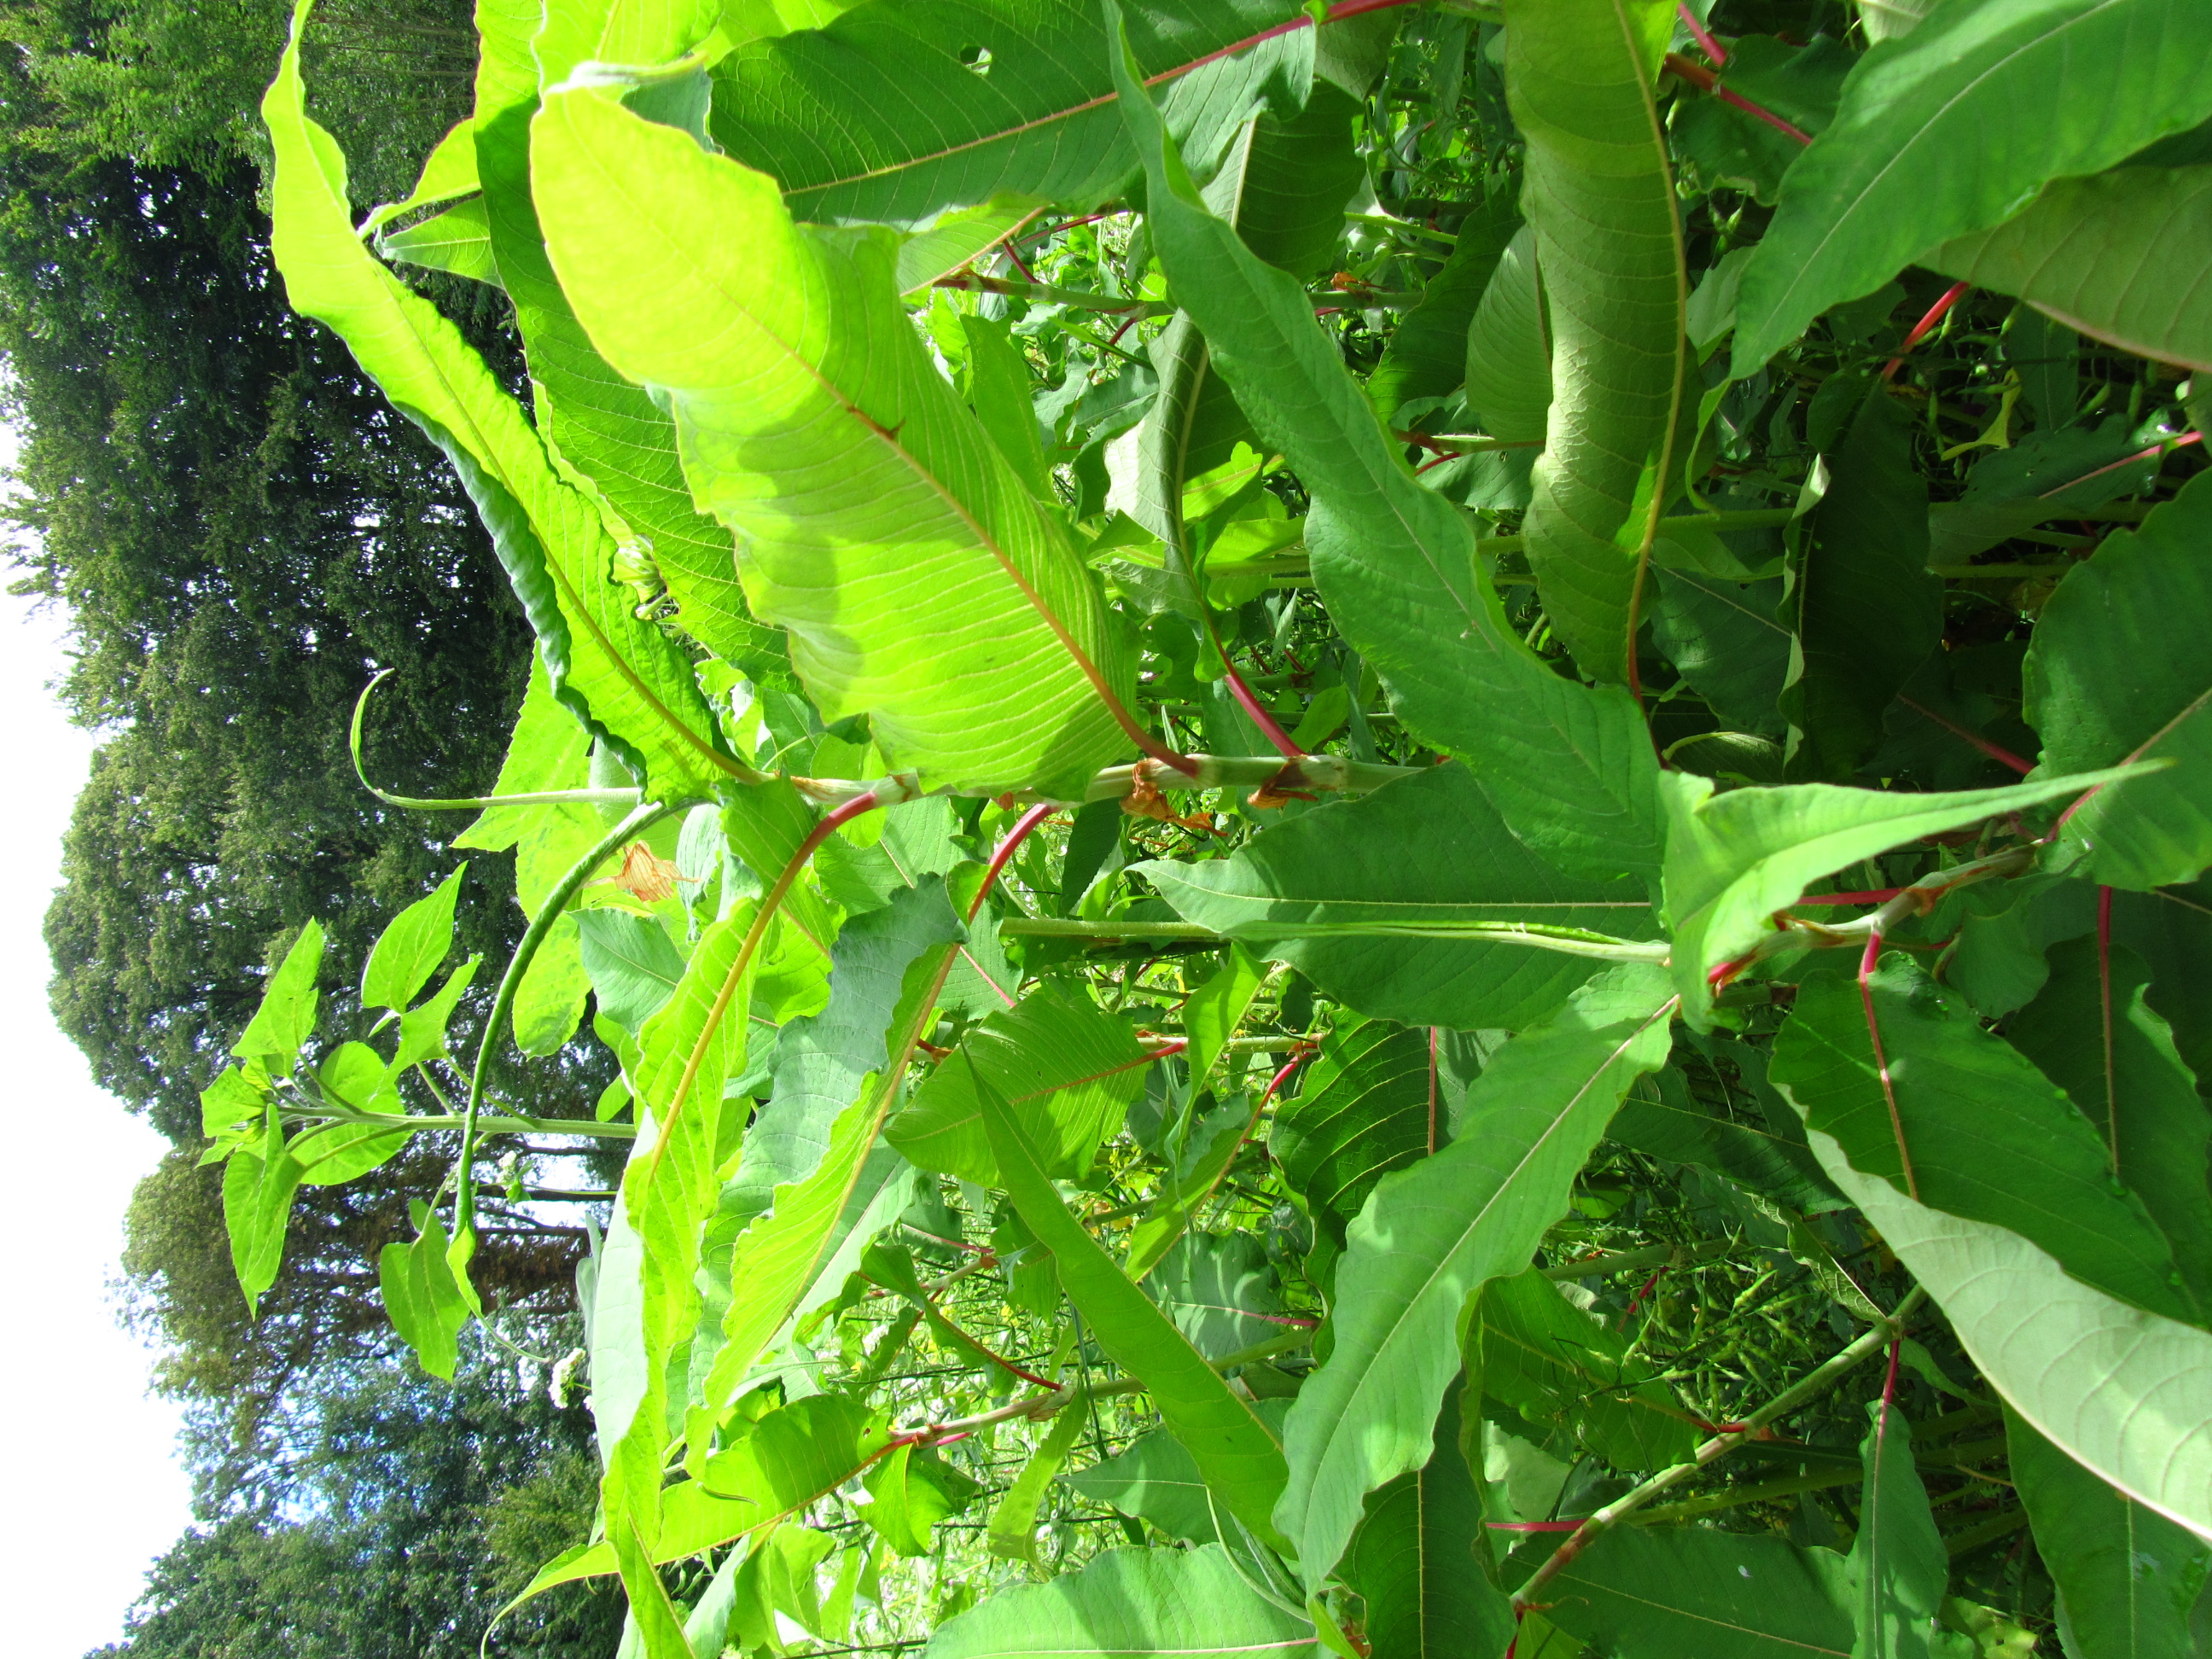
[1771,960,2195,1325]
[1528,1527,1856,1659]
[233,918,325,1067]
[378,1208,473,1381]
[293,1042,410,1187]
[1658,765,2146,1023]
[1133,765,1660,1033]
[890,983,1152,1185]
[1478,1266,1698,1473]
[2007,1407,2212,1659]
[224,1109,306,1317]
[2023,469,2212,890]
[922,1544,1315,1659]
[260,0,737,800]
[470,30,783,681]
[708,0,1312,226]
[533,87,1138,797]
[1610,1061,1842,1216]
[1651,568,1790,738]
[361,864,467,1013]
[1276,964,1677,1588]
[387,955,483,1075]
[987,1393,1091,1563]
[1066,1425,1224,1545]
[1462,225,1553,445]
[512,913,593,1056]
[1370,195,1521,425]
[733,881,966,1216]
[358,115,480,235]
[1181,943,1269,1091]
[1269,1018,1435,1237]
[1802,1121,2212,1539]
[1111,21,1666,885]
[699,937,961,1414]
[1732,0,2212,374]
[1147,1231,1289,1359]
[378,196,504,288]
[1502,0,1688,683]
[958,312,1053,502]
[2011,940,2212,1310]
[1847,1398,1955,1659]
[1345,1388,1514,1659]
[576,910,688,1032]
[975,1052,1292,1549]
[1778,387,1941,782]
[865,1441,983,1559]
[1930,165,2212,374]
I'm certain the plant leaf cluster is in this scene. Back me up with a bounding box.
[206,0,2212,1654]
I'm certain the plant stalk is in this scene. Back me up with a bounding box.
[1511,1286,1929,1610]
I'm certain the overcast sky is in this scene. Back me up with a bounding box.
[0,429,195,1656]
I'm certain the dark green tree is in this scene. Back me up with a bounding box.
[0,8,573,1140]
[90,1345,626,1659]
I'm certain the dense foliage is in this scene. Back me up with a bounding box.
[202,0,2212,1655]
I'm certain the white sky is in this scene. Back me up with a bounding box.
[0,431,195,1656]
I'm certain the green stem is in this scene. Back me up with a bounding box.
[1511,1286,1929,1610]
[453,800,678,1238]
[279,1103,638,1138]
[933,271,1174,317]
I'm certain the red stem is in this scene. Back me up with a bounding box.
[2041,429,2201,497]
[971,803,1059,922]
[1883,282,1970,381]
[1222,660,1306,761]
[1794,888,1907,907]
[1620,1266,1667,1332]
[1678,3,1728,65]
[1859,930,1920,1201]
[1897,696,2033,776]
[1664,54,1810,144]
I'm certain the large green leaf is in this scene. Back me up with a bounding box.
[1610,1061,1842,1215]
[1462,225,1553,445]
[1778,387,1940,783]
[1930,165,2212,373]
[698,938,960,1414]
[1112,20,1667,885]
[2007,1407,2212,1659]
[708,0,1311,226]
[2023,470,2212,890]
[1803,1123,2212,1540]
[975,1054,1292,1549]
[1127,86,1364,563]
[532,87,1138,797]
[232,918,326,1068]
[1771,961,2194,1324]
[1275,965,1677,1587]
[1370,195,1521,425]
[2013,940,2212,1311]
[1733,0,2212,373]
[1269,1018,1435,1237]
[260,0,736,800]
[1659,765,2146,1022]
[1478,1266,1698,1473]
[922,1544,1315,1659]
[731,881,965,1214]
[1344,1389,1515,1659]
[1650,568,1789,738]
[1133,765,1659,1033]
[1066,1426,1225,1545]
[1529,1528,1856,1659]
[889,983,1153,1184]
[224,1109,307,1317]
[1502,0,1688,683]
[470,3,783,676]
[360,864,466,1014]
[1845,1398,1953,1659]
